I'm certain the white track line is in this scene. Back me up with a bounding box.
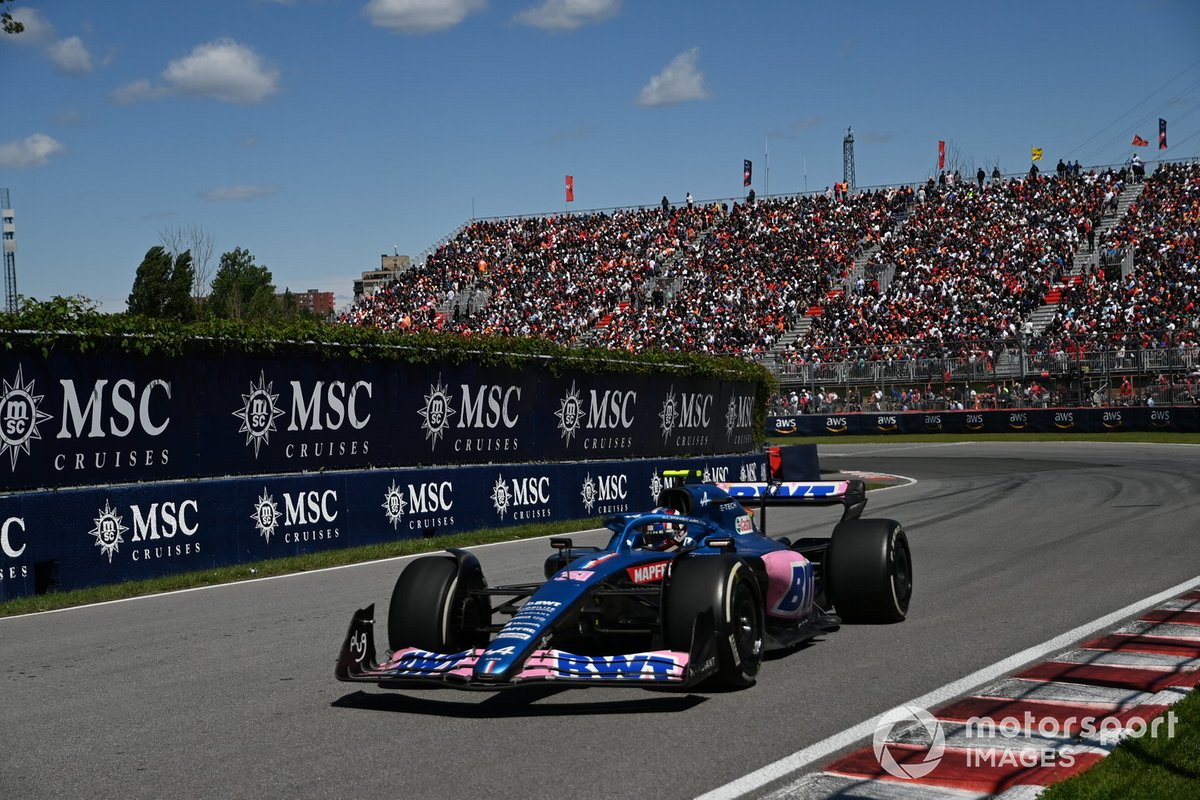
[0,527,610,620]
[695,573,1200,800]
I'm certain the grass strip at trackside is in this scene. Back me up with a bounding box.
[0,516,604,618]
[1039,690,1200,799]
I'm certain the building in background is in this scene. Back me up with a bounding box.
[289,288,336,318]
[353,254,411,302]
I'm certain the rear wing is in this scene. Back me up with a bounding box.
[715,480,867,534]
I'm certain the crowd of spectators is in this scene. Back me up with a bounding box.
[1039,161,1199,356]
[779,169,1126,368]
[340,162,1195,388]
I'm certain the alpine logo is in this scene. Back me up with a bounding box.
[233,371,285,457]
[0,366,51,470]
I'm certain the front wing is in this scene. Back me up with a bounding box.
[335,605,718,690]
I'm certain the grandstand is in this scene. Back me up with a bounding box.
[340,159,1198,407]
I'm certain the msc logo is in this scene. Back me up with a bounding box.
[556,381,637,446]
[419,376,521,449]
[89,501,128,563]
[382,480,454,530]
[87,497,199,564]
[0,366,51,470]
[252,489,281,542]
[726,396,754,438]
[58,378,171,439]
[233,371,285,456]
[2,516,27,559]
[659,389,678,442]
[490,473,550,521]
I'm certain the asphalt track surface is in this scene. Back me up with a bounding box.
[4,441,1200,800]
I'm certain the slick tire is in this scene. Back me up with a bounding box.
[826,519,912,624]
[664,556,764,689]
[387,556,489,652]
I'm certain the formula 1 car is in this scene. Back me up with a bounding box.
[336,470,911,691]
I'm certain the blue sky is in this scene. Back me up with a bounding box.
[2,0,1198,312]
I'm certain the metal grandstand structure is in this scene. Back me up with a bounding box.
[2,189,15,314]
[842,127,856,191]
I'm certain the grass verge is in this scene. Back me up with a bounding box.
[1039,691,1200,799]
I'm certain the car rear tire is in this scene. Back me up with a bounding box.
[826,519,911,623]
[664,556,764,689]
[387,556,490,652]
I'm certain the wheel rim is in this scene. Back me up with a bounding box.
[891,535,912,609]
[732,582,762,663]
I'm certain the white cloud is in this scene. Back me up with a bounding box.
[200,185,279,202]
[364,0,486,33]
[515,0,619,31]
[637,48,708,107]
[112,40,280,106]
[162,39,280,105]
[0,133,66,168]
[7,7,54,43]
[111,79,166,105]
[47,36,93,75]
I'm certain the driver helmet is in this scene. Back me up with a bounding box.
[643,506,685,550]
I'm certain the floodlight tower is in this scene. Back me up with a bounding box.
[842,127,856,193]
[2,189,15,314]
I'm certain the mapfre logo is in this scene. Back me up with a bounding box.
[0,366,51,470]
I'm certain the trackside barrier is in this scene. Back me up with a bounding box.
[768,407,1200,436]
[0,345,760,493]
[0,453,766,601]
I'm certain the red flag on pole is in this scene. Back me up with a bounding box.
[938,140,945,170]
[565,175,574,202]
[1132,135,1149,147]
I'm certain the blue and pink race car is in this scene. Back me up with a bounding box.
[336,470,912,691]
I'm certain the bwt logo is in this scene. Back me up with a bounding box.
[57,378,172,439]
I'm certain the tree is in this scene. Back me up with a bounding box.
[127,246,195,320]
[2,0,24,34]
[208,247,275,320]
[160,224,216,299]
